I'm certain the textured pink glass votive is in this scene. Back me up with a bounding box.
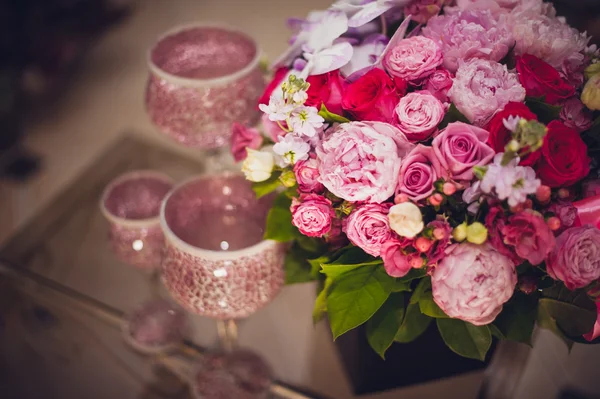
[145,25,265,149]
[160,174,285,320]
[100,170,174,269]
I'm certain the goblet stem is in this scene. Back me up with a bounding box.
[216,319,238,352]
[203,147,235,174]
[149,268,161,298]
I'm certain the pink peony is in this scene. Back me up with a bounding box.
[317,121,415,203]
[560,97,593,132]
[382,36,443,84]
[294,158,324,193]
[432,243,517,326]
[291,194,334,238]
[511,10,589,70]
[485,206,521,265]
[404,0,449,24]
[392,92,445,142]
[546,225,600,290]
[381,238,415,278]
[230,123,263,162]
[432,122,495,182]
[501,210,556,266]
[448,59,526,126]
[424,68,454,103]
[396,145,445,201]
[422,9,514,73]
[583,302,600,342]
[343,203,393,257]
[425,219,452,266]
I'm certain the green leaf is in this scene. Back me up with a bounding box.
[307,245,355,277]
[419,290,448,318]
[264,192,300,242]
[439,103,469,129]
[366,293,406,359]
[395,302,432,343]
[398,268,428,283]
[493,293,537,346]
[318,104,350,123]
[489,324,505,340]
[392,279,412,293]
[327,265,395,339]
[313,278,333,324]
[539,284,597,338]
[410,277,431,305]
[320,246,381,280]
[284,244,316,284]
[436,318,492,361]
[252,171,282,198]
[525,97,562,124]
[296,235,327,255]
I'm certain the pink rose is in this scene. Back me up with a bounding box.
[546,225,600,290]
[560,97,593,132]
[501,210,556,265]
[583,302,600,342]
[432,122,495,182]
[344,203,393,257]
[291,194,335,238]
[424,68,454,103]
[294,159,324,193]
[393,92,445,142]
[583,180,600,198]
[425,219,452,266]
[404,0,449,24]
[261,114,285,143]
[432,243,517,325]
[485,206,521,265]
[548,201,579,234]
[422,9,514,73]
[383,36,443,84]
[448,59,526,126]
[381,238,416,278]
[396,145,445,201]
[317,121,415,203]
[230,123,263,162]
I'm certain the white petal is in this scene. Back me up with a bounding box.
[347,2,392,27]
[303,42,354,75]
[305,11,349,52]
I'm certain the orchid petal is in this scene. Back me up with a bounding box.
[376,14,412,65]
[347,2,393,27]
[304,11,349,53]
[304,42,354,76]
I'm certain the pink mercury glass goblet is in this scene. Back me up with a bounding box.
[145,24,265,149]
[100,170,174,270]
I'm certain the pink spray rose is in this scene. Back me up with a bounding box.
[422,9,514,73]
[432,122,495,182]
[343,203,393,257]
[404,0,449,24]
[501,210,556,266]
[294,158,324,194]
[317,121,415,203]
[546,225,600,290]
[396,145,445,201]
[291,194,335,238]
[448,59,526,126]
[230,123,263,162]
[424,68,454,103]
[383,36,443,84]
[393,92,445,142]
[381,238,415,278]
[432,243,517,325]
[560,97,593,132]
[425,219,452,266]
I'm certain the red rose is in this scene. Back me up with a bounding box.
[516,54,575,105]
[341,68,401,122]
[485,102,540,167]
[537,120,590,187]
[305,70,346,115]
[258,67,288,106]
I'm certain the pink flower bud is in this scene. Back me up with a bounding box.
[547,216,561,231]
[415,237,433,253]
[558,188,569,199]
[410,255,424,269]
[442,182,456,196]
[394,193,410,204]
[429,193,444,206]
[433,227,446,240]
[536,185,551,203]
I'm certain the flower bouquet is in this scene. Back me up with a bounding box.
[232,0,600,360]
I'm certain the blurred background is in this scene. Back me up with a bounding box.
[1,1,600,398]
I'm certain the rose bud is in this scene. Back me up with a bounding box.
[452,222,468,242]
[466,222,488,245]
[547,216,561,231]
[410,255,425,269]
[536,185,551,203]
[415,237,433,253]
[394,193,410,204]
[442,182,457,196]
[558,188,570,199]
[433,227,447,240]
[429,193,444,206]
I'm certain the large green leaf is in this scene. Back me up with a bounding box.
[308,245,354,278]
[439,103,469,129]
[366,293,405,359]
[264,192,300,242]
[419,290,448,318]
[252,171,282,198]
[327,265,395,339]
[398,268,428,283]
[437,318,492,361]
[525,97,562,124]
[318,104,350,123]
[493,293,537,346]
[410,277,431,305]
[313,277,333,324]
[395,302,432,343]
[319,246,381,279]
[284,244,316,284]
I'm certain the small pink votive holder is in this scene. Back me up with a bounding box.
[160,174,285,320]
[145,24,265,149]
[100,170,175,269]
